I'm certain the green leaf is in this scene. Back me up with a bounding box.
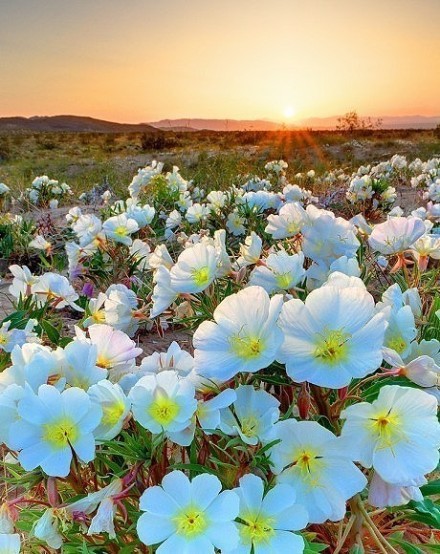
[389,533,426,554]
[40,319,60,345]
[424,546,440,552]
[420,479,440,497]
[408,498,440,529]
[303,537,328,552]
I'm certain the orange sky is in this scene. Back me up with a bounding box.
[1,0,439,122]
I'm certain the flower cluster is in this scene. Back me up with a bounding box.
[0,155,439,553]
[23,175,73,208]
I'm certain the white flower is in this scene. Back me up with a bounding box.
[83,324,142,378]
[209,229,231,277]
[278,282,386,388]
[219,385,280,445]
[231,474,307,554]
[166,165,189,193]
[193,286,284,382]
[270,419,367,523]
[283,184,304,202]
[129,239,151,270]
[149,244,174,270]
[165,209,182,233]
[137,471,239,553]
[88,380,130,441]
[381,305,416,358]
[0,343,59,394]
[302,206,359,264]
[129,370,197,446]
[60,340,107,389]
[377,283,422,318]
[170,242,219,293]
[0,320,37,353]
[120,340,198,392]
[66,478,123,539]
[351,213,372,234]
[31,272,83,311]
[368,217,426,255]
[125,199,155,228]
[29,234,52,254]
[104,284,139,336]
[241,191,281,212]
[411,233,440,270]
[236,232,263,268]
[151,266,178,318]
[382,347,440,388]
[186,203,210,223]
[249,251,305,293]
[9,384,102,477]
[0,504,14,534]
[128,161,163,198]
[176,190,192,212]
[196,389,237,433]
[0,385,23,447]
[227,211,246,236]
[101,190,112,203]
[83,292,107,327]
[0,534,20,553]
[207,190,227,212]
[381,186,397,204]
[341,385,440,485]
[0,183,10,196]
[368,472,425,508]
[265,202,308,239]
[139,341,195,380]
[33,508,63,549]
[265,159,288,174]
[347,175,373,203]
[8,265,38,299]
[103,214,139,246]
[72,214,103,246]
[406,339,440,365]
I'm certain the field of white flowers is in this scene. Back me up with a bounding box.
[0,153,439,553]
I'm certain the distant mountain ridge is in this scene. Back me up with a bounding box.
[0,114,439,133]
[150,115,440,131]
[0,115,158,133]
[149,118,282,131]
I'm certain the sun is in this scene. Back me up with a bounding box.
[283,105,296,119]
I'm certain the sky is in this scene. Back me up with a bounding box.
[1,0,439,123]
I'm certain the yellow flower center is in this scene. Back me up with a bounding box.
[368,410,403,449]
[0,334,8,345]
[96,354,112,369]
[191,266,211,288]
[43,417,79,450]
[240,512,276,545]
[275,272,292,289]
[387,336,406,354]
[286,221,300,234]
[114,226,128,237]
[102,401,126,426]
[148,395,180,427]
[288,447,324,490]
[314,329,351,365]
[230,335,264,360]
[174,507,208,538]
[92,310,106,324]
[240,415,260,438]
